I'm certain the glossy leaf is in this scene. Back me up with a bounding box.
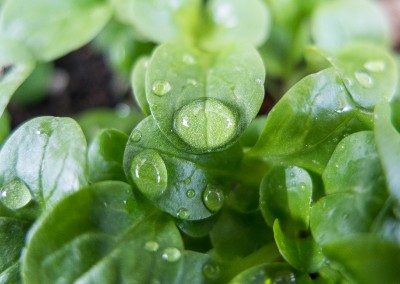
[111,0,201,44]
[273,220,324,273]
[260,165,313,233]
[123,116,242,220]
[88,129,128,183]
[0,0,113,61]
[21,181,193,284]
[0,117,88,210]
[323,235,400,284]
[311,0,390,52]
[0,111,10,145]
[329,43,398,109]
[146,42,265,153]
[202,0,270,49]
[131,56,151,115]
[374,102,400,203]
[250,68,371,173]
[0,39,35,118]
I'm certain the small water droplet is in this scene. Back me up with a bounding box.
[202,184,224,212]
[152,80,172,96]
[187,78,197,86]
[203,263,220,279]
[35,130,41,135]
[174,98,237,150]
[130,130,142,142]
[144,241,159,252]
[364,60,385,72]
[344,78,354,87]
[130,150,168,199]
[161,247,181,262]
[256,78,264,85]
[177,208,190,219]
[273,271,296,284]
[184,178,191,185]
[354,71,374,88]
[186,189,196,199]
[182,54,196,64]
[0,179,32,210]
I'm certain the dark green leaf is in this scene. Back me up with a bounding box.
[250,68,371,173]
[88,129,129,183]
[0,111,10,145]
[123,116,242,220]
[147,42,265,153]
[131,56,151,115]
[0,117,88,210]
[0,0,112,61]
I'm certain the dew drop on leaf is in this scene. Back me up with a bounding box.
[186,78,197,86]
[161,247,181,262]
[176,208,190,219]
[144,240,159,252]
[202,263,220,279]
[174,98,237,150]
[130,130,142,142]
[364,60,385,72]
[182,53,196,64]
[202,184,224,212]
[184,178,191,185]
[186,189,196,199]
[152,80,172,96]
[0,179,32,210]
[130,150,168,199]
[354,71,374,88]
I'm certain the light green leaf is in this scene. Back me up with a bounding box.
[111,0,201,44]
[88,129,128,183]
[123,116,242,220]
[0,0,112,61]
[131,56,151,115]
[311,0,390,52]
[0,117,88,210]
[202,0,270,49]
[250,68,371,173]
[147,42,265,153]
[0,39,35,118]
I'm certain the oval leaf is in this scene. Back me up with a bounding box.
[131,56,151,115]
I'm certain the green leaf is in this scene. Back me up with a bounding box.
[111,0,201,44]
[123,116,242,220]
[374,102,400,203]
[202,0,270,49]
[146,42,265,153]
[329,43,398,109]
[0,117,88,210]
[21,181,193,284]
[311,0,390,52]
[229,263,311,284]
[0,39,35,118]
[0,0,113,61]
[323,235,400,284]
[88,129,128,183]
[260,165,313,233]
[250,68,371,173]
[0,111,10,145]
[273,220,325,273]
[131,56,151,115]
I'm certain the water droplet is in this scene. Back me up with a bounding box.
[177,208,190,219]
[144,241,159,252]
[344,78,354,87]
[187,79,197,86]
[202,184,224,212]
[203,263,220,279]
[130,130,142,142]
[364,60,385,72]
[256,78,264,85]
[174,98,237,150]
[130,150,168,199]
[186,189,196,199]
[162,247,181,262]
[182,54,196,64]
[152,80,172,96]
[0,179,32,210]
[273,271,296,284]
[354,71,374,88]
[184,178,191,185]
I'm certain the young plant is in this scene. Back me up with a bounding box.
[0,0,399,283]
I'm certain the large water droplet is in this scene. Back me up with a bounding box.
[174,98,237,150]
[144,241,159,252]
[161,247,181,262]
[130,150,168,199]
[0,179,32,210]
[364,60,385,72]
[203,263,220,279]
[152,80,172,96]
[202,184,224,212]
[176,208,190,219]
[186,189,196,199]
[354,71,374,88]
[130,130,142,142]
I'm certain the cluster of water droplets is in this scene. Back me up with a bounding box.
[143,240,182,263]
